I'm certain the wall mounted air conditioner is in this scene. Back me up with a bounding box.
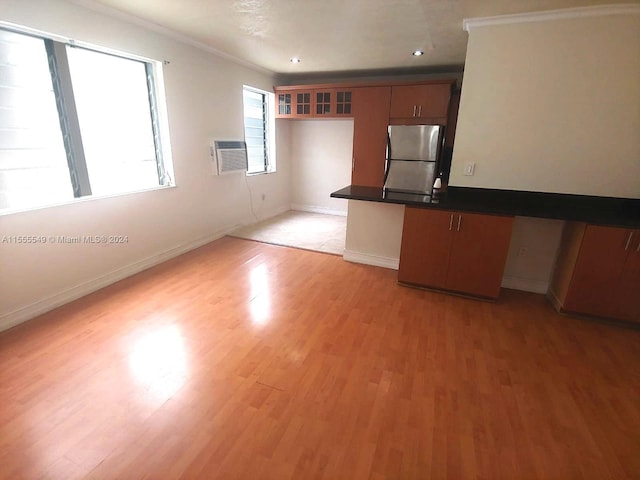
[211,140,248,175]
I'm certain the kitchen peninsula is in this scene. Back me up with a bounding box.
[332,185,640,323]
[331,185,640,227]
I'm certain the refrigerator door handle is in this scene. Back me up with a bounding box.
[383,132,392,185]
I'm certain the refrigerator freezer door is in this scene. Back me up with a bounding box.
[388,125,442,161]
[384,160,437,194]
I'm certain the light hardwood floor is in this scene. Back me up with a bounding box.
[1,237,639,479]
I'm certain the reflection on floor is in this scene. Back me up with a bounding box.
[229,210,347,255]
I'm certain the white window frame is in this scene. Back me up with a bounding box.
[242,85,275,175]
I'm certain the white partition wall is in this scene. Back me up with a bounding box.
[450,6,640,198]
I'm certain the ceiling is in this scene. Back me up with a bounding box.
[83,0,633,76]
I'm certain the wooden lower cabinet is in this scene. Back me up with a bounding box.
[351,86,391,187]
[550,223,640,322]
[617,242,640,321]
[398,207,514,299]
[398,208,452,288]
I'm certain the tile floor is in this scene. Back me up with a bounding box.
[229,210,347,255]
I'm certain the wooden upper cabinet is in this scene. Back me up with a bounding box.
[276,89,314,118]
[294,91,314,117]
[313,88,353,117]
[398,207,514,299]
[389,83,452,124]
[351,86,391,187]
[276,91,293,117]
[275,80,456,121]
[275,87,354,118]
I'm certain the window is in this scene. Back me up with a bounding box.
[242,86,275,175]
[0,25,172,213]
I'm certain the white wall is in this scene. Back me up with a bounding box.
[502,217,564,294]
[344,200,404,270]
[450,10,640,198]
[0,0,291,330]
[289,119,353,216]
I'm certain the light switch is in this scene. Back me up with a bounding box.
[464,162,475,176]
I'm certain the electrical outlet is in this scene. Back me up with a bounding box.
[464,162,475,176]
[517,247,527,257]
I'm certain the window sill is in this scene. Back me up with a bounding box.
[246,170,277,177]
[0,184,176,217]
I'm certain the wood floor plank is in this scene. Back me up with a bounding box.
[1,236,639,479]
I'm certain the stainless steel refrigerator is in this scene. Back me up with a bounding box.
[383,125,443,194]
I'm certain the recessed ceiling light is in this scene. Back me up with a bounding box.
[290,57,301,63]
[412,50,424,56]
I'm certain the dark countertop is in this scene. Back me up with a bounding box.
[330,185,640,228]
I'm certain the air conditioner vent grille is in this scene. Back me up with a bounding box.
[212,140,248,175]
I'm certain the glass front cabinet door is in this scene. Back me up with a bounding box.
[314,89,353,117]
[275,88,354,118]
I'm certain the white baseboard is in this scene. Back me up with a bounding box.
[0,226,237,333]
[290,204,347,217]
[343,249,399,270]
[501,275,549,294]
[546,289,562,311]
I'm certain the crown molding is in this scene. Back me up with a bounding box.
[68,0,274,76]
[463,4,640,32]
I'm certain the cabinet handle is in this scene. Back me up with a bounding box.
[418,105,422,117]
[449,214,453,231]
[412,105,416,117]
[457,215,462,231]
[625,231,634,250]
[352,157,355,172]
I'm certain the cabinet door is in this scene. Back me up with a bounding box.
[334,89,354,116]
[351,86,391,187]
[612,231,640,322]
[313,89,353,117]
[445,213,514,299]
[389,84,451,121]
[292,90,314,117]
[276,92,293,117]
[564,225,630,318]
[275,89,314,118]
[398,207,454,287]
